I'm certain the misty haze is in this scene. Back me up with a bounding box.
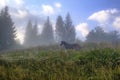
[0,0,120,80]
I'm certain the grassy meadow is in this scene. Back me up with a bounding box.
[0,45,120,80]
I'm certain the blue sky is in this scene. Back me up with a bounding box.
[24,0,120,24]
[0,0,120,42]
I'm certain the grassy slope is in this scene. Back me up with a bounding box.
[0,48,120,80]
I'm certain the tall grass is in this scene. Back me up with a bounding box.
[0,48,120,80]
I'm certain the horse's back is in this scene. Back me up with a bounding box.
[73,44,81,50]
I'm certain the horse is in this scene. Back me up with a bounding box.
[60,41,81,50]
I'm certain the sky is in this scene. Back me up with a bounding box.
[0,0,120,43]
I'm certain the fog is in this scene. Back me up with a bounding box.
[1,5,120,51]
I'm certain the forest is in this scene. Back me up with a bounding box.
[0,6,120,51]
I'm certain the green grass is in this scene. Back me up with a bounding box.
[0,47,120,80]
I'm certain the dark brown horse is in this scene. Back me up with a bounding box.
[60,41,81,50]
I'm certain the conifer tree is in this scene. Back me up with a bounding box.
[55,15,65,42]
[64,13,76,43]
[41,16,54,45]
[0,6,16,50]
[32,22,39,46]
[24,20,33,47]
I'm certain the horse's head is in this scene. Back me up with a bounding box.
[60,41,66,46]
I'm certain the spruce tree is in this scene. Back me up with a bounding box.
[55,15,65,42]
[32,22,39,46]
[24,20,33,47]
[24,20,39,47]
[0,6,16,50]
[64,13,76,43]
[41,16,54,45]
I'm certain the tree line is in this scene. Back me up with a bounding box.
[86,26,120,46]
[0,6,120,51]
[24,13,76,47]
[0,6,76,50]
